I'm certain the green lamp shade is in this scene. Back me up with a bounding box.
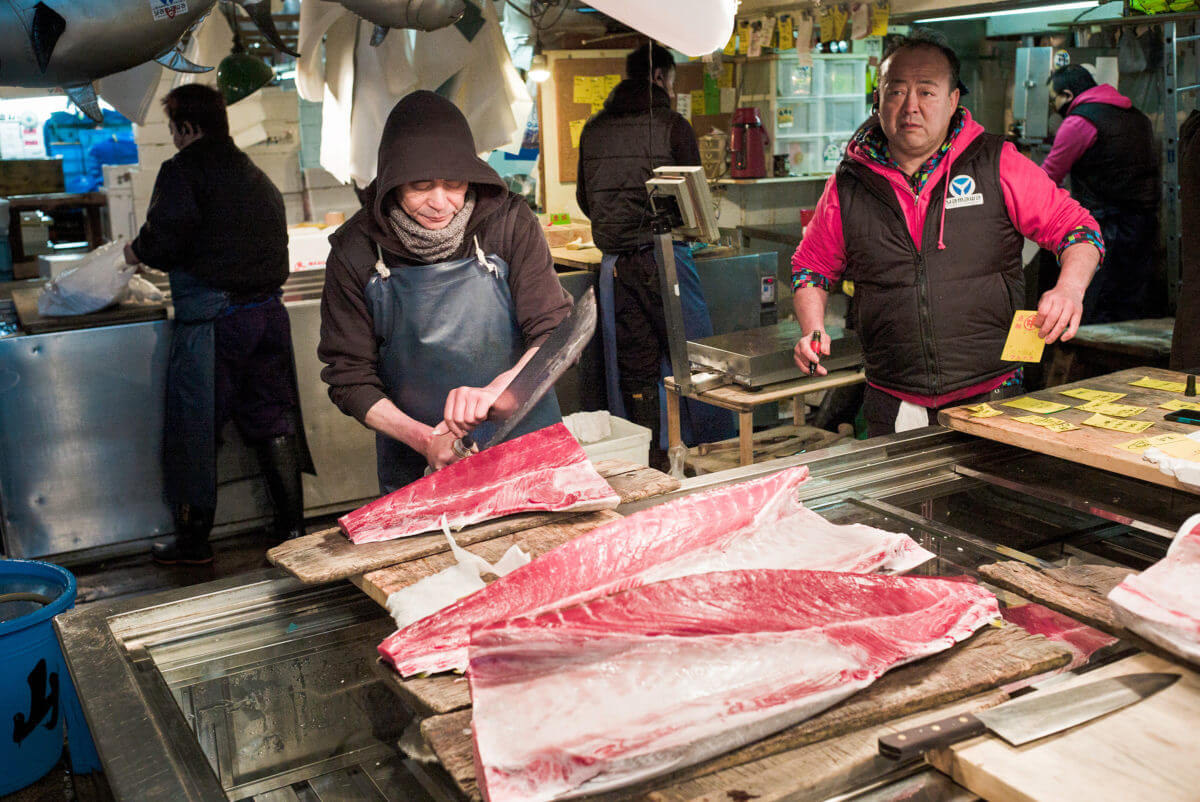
[217,52,274,105]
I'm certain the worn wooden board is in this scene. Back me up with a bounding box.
[420,626,1072,801]
[267,460,678,584]
[928,653,1200,802]
[940,366,1200,492]
[11,286,166,334]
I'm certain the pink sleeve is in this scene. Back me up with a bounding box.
[999,142,1100,251]
[1040,116,1098,185]
[790,174,847,283]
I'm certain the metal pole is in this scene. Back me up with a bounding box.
[1164,21,1182,311]
[653,221,692,395]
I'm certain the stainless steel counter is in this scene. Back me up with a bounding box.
[56,426,1194,801]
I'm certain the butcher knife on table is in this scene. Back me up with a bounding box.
[450,287,597,457]
[879,672,1179,761]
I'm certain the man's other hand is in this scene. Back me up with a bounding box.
[793,327,831,376]
[1035,283,1085,344]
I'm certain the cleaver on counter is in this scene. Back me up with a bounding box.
[878,672,1179,761]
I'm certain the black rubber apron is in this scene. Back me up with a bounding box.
[366,241,561,493]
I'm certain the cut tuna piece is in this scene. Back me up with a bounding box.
[379,465,935,676]
[339,423,620,544]
[469,569,1000,802]
[1108,529,1200,663]
[1001,603,1116,670]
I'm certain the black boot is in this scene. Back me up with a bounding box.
[256,434,306,541]
[152,504,215,565]
[622,385,668,472]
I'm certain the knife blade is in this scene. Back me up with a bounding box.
[455,286,597,453]
[878,672,1179,761]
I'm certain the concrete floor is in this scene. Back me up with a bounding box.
[2,520,337,802]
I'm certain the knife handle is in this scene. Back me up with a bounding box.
[451,435,476,460]
[878,712,988,761]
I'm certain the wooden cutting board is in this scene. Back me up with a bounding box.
[928,653,1200,802]
[267,460,678,584]
[419,626,1071,801]
[939,366,1200,492]
[11,285,166,334]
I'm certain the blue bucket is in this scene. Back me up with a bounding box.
[0,559,76,795]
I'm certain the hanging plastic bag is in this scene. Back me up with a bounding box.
[37,238,139,317]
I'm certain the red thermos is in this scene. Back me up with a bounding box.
[730,107,769,179]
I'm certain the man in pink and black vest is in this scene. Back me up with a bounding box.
[792,32,1104,437]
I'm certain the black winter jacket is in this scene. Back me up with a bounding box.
[131,135,288,295]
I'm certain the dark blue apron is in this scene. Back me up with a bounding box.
[164,271,314,510]
[599,242,734,447]
[365,241,561,493]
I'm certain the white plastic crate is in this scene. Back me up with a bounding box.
[822,60,866,96]
[563,412,651,466]
[823,97,867,134]
[776,99,816,133]
[781,135,823,174]
[777,59,816,97]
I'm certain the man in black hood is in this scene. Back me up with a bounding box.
[319,91,572,491]
[577,43,720,468]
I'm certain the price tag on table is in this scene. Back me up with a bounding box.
[1159,400,1200,412]
[1000,310,1045,362]
[1074,400,1148,417]
[1158,438,1200,462]
[965,403,1003,418]
[1082,413,1154,433]
[1002,396,1071,414]
[1013,415,1080,432]
[1129,376,1187,393]
[1059,388,1127,403]
[1115,432,1190,453]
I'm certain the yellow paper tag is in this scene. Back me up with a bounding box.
[965,403,1003,418]
[1160,400,1200,411]
[1115,432,1190,453]
[568,119,586,148]
[1130,376,1188,393]
[1074,400,1148,417]
[1002,396,1070,414]
[1059,388,1127,403]
[1158,438,1200,462]
[1000,311,1046,362]
[1082,413,1154,433]
[1013,415,1080,432]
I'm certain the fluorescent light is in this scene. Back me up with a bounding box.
[915,1,1097,23]
[529,54,550,83]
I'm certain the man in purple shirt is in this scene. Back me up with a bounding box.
[1043,65,1159,324]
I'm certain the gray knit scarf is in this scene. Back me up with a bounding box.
[386,190,476,263]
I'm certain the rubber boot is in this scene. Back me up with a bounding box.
[256,434,306,541]
[152,504,215,565]
[622,385,668,472]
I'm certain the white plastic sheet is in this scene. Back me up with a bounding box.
[586,0,737,57]
[37,238,163,316]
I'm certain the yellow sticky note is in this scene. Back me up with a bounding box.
[720,63,735,88]
[966,403,1003,418]
[1130,376,1188,393]
[1159,438,1200,462]
[1013,415,1080,432]
[1002,396,1071,414]
[1115,432,1190,453]
[1160,400,1200,412]
[1001,310,1046,362]
[691,90,706,116]
[1059,388,1127,403]
[572,75,590,105]
[569,119,586,149]
[1082,413,1154,433]
[603,74,621,96]
[1074,400,1148,417]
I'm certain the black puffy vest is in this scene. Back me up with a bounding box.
[837,133,1024,397]
[1067,102,1158,215]
[577,82,675,253]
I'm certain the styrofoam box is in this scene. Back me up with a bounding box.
[576,415,652,466]
[287,224,335,272]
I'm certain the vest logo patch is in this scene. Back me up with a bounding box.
[945,174,984,209]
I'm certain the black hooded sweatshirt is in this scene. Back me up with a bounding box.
[318,91,572,424]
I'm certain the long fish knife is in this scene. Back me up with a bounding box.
[455,286,597,453]
[878,672,1180,761]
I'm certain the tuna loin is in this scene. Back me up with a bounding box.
[469,569,1000,802]
[379,465,934,676]
[339,423,620,544]
[1108,529,1200,663]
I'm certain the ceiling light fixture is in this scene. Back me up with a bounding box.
[914,0,1097,23]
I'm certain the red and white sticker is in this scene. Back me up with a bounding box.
[151,0,188,21]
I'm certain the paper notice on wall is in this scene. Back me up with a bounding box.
[677,92,692,121]
[747,15,767,57]
[777,13,795,50]
[720,87,736,113]
[851,3,870,39]
[569,119,586,149]
[796,13,814,65]
[720,63,735,88]
[602,74,620,98]
[691,90,705,116]
[573,75,591,105]
[871,0,891,36]
[736,19,751,55]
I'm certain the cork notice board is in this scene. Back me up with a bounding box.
[554,57,730,183]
